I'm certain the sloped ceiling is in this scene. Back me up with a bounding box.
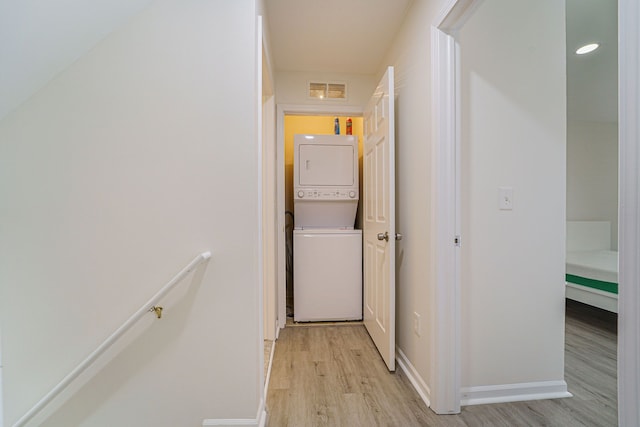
[0,0,154,120]
[264,0,412,74]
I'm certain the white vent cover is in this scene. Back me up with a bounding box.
[308,82,347,100]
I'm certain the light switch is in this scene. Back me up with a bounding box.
[499,187,514,210]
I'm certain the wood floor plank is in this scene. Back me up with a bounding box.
[266,300,617,426]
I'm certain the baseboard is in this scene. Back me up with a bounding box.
[461,380,572,406]
[257,408,267,427]
[264,337,276,400]
[202,398,267,427]
[396,348,432,408]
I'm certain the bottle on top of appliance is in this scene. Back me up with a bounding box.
[334,117,340,135]
[346,117,352,135]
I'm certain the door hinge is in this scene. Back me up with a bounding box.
[454,235,461,247]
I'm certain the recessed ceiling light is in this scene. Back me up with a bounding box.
[576,43,599,55]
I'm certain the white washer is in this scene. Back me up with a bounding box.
[293,229,362,322]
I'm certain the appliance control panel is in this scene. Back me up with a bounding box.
[295,188,358,200]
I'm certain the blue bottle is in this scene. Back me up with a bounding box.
[334,118,340,135]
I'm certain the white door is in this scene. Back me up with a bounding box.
[363,66,396,371]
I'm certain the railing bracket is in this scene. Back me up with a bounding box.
[150,306,163,319]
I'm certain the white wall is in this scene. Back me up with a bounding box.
[0,0,263,425]
[0,0,155,120]
[459,0,567,390]
[376,0,450,398]
[275,70,375,107]
[567,120,619,248]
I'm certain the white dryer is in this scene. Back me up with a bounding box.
[293,134,359,229]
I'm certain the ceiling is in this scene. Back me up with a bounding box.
[264,0,413,74]
[266,0,618,123]
[566,0,618,123]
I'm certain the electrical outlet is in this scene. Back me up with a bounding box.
[413,312,421,337]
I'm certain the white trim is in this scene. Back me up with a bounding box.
[202,419,263,427]
[430,24,460,415]
[396,348,431,408]
[277,103,363,117]
[255,15,266,415]
[430,0,482,415]
[435,0,482,32]
[257,408,267,427]
[276,104,286,331]
[461,381,572,406]
[263,338,276,401]
[1,324,3,427]
[260,13,277,344]
[202,399,267,427]
[262,95,277,342]
[618,0,640,424]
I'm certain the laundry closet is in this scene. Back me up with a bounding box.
[284,116,364,322]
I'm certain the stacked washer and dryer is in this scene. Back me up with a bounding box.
[293,134,362,322]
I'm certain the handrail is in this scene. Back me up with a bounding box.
[12,251,212,427]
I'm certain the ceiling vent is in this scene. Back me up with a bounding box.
[308,82,347,100]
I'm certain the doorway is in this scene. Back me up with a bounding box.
[275,105,364,329]
[564,0,619,418]
[565,0,619,309]
[280,114,364,320]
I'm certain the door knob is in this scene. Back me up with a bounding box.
[377,232,389,241]
[395,233,403,241]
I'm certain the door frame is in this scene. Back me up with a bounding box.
[259,15,278,343]
[430,0,481,414]
[618,0,640,424]
[275,104,364,330]
[262,73,276,342]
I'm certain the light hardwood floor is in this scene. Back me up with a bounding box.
[266,300,617,426]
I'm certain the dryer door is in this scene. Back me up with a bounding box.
[298,144,355,187]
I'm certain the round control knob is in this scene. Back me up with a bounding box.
[297,190,304,198]
[349,191,356,198]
